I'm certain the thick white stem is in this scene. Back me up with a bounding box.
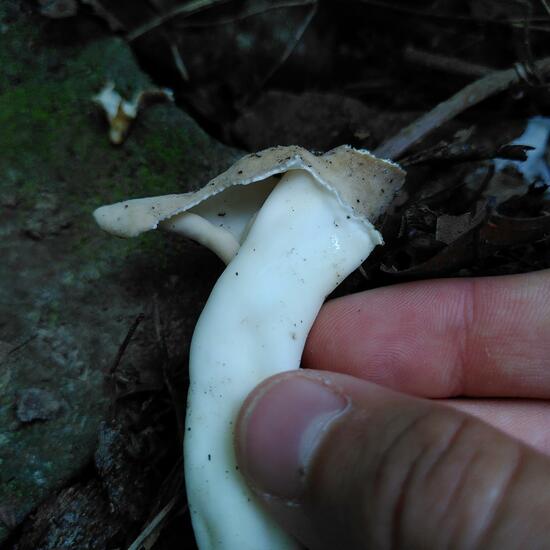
[160,212,240,264]
[184,170,382,549]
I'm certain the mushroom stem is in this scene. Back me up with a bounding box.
[185,169,382,549]
[160,212,240,263]
[93,145,405,549]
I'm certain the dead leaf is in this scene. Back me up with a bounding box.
[436,200,487,244]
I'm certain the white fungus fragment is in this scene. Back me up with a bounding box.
[93,82,174,145]
[494,116,550,190]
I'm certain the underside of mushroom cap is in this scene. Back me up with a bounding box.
[93,145,405,240]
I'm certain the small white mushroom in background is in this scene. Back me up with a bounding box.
[93,82,174,145]
[494,116,550,192]
[94,145,405,549]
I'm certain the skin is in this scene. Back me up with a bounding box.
[235,268,550,549]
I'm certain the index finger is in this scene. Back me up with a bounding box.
[303,269,550,398]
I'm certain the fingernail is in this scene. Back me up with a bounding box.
[237,373,348,500]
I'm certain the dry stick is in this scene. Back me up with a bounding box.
[404,45,491,78]
[81,0,126,31]
[109,312,145,375]
[152,295,185,445]
[176,0,318,29]
[354,0,545,26]
[239,1,317,108]
[257,1,317,87]
[517,0,540,87]
[170,42,190,82]
[127,496,178,550]
[4,334,37,359]
[374,56,550,160]
[127,0,233,41]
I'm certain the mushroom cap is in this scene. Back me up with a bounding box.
[93,145,405,241]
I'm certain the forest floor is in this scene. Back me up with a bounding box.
[1,1,550,548]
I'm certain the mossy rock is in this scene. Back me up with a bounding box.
[0,3,239,543]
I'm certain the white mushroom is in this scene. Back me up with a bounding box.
[94,145,405,550]
[93,82,174,145]
[494,115,550,188]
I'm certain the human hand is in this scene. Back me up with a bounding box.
[235,269,550,549]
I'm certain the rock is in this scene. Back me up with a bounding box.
[15,388,67,423]
[13,481,122,550]
[94,420,150,523]
[0,2,239,543]
[231,90,417,153]
[231,91,377,151]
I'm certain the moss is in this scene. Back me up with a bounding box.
[0,16,237,277]
[0,16,213,197]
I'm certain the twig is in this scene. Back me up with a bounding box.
[152,295,167,358]
[404,45,491,78]
[126,0,233,41]
[152,295,185,444]
[260,1,317,86]
[374,56,550,160]
[352,0,550,27]
[127,496,178,550]
[175,0,318,29]
[109,312,145,375]
[353,0,476,21]
[239,0,317,108]
[4,334,37,359]
[170,42,190,82]
[515,0,541,87]
[542,0,550,16]
[512,23,550,32]
[81,0,126,31]
[400,143,533,167]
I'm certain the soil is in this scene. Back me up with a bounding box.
[2,1,550,548]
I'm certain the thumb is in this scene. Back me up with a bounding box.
[235,370,550,549]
